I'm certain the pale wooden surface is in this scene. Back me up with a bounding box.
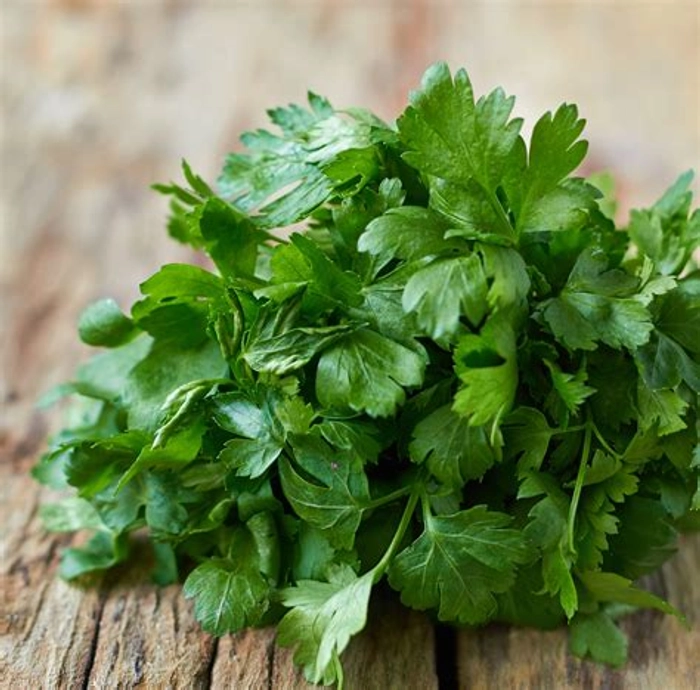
[1,2,699,688]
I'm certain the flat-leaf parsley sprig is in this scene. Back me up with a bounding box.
[35,63,699,686]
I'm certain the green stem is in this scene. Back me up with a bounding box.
[554,424,586,436]
[590,420,622,459]
[372,488,420,582]
[567,421,592,555]
[366,485,412,511]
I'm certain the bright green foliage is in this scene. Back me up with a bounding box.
[388,505,530,624]
[277,567,374,686]
[35,63,698,686]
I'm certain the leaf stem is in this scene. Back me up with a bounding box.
[366,485,412,511]
[589,420,622,459]
[554,424,586,435]
[372,488,420,581]
[567,420,592,555]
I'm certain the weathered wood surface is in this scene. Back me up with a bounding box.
[2,2,699,688]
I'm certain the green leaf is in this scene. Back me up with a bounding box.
[540,249,653,351]
[605,497,678,579]
[59,531,129,580]
[388,505,529,624]
[628,171,699,275]
[409,404,497,487]
[544,360,595,424]
[78,299,139,347]
[277,566,374,686]
[569,612,628,668]
[577,570,682,619]
[213,392,286,477]
[183,530,270,634]
[479,244,531,309]
[453,313,517,426]
[316,328,425,418]
[637,384,688,436]
[195,197,266,279]
[40,497,103,532]
[125,339,227,432]
[520,472,578,617]
[399,63,520,239]
[358,206,454,270]
[507,105,597,237]
[503,407,556,472]
[402,255,489,338]
[245,324,357,376]
[280,438,370,549]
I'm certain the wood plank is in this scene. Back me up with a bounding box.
[0,468,103,688]
[457,534,700,689]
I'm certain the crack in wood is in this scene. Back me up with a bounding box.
[81,595,107,690]
[266,631,275,690]
[434,623,458,690]
[204,634,220,689]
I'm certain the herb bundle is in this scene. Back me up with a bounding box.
[35,63,699,686]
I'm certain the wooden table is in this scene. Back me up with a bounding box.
[2,3,699,687]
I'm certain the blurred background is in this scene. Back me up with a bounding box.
[1,0,699,441]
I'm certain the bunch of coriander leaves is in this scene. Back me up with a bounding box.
[35,62,699,686]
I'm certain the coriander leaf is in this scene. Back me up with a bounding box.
[358,206,454,270]
[577,570,681,618]
[540,249,653,351]
[569,612,628,668]
[245,323,357,376]
[219,439,283,479]
[40,497,103,532]
[78,298,139,347]
[605,497,678,579]
[637,384,688,436]
[628,171,700,276]
[280,439,370,549]
[314,419,387,464]
[544,360,595,424]
[507,105,597,237]
[213,392,285,477]
[520,472,578,618]
[398,62,520,243]
[409,404,497,488]
[59,530,129,580]
[131,264,226,347]
[195,197,266,279]
[453,313,517,426]
[522,104,588,202]
[277,566,374,686]
[316,328,425,418]
[69,335,152,403]
[503,407,556,473]
[431,178,512,244]
[218,96,379,228]
[636,332,700,392]
[656,277,700,354]
[292,523,353,582]
[184,547,270,635]
[269,235,362,311]
[125,339,227,432]
[388,505,529,624]
[402,255,489,338]
[478,244,530,309]
[575,451,639,570]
